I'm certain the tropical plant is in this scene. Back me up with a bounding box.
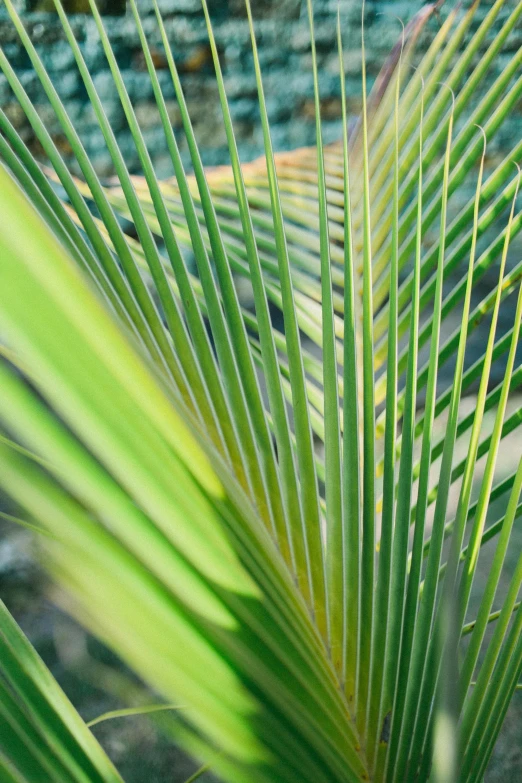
[0,0,521,780]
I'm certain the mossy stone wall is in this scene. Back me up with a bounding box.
[1,0,519,177]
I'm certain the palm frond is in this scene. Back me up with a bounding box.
[0,1,521,781]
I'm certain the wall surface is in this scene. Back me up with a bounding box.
[1,0,520,177]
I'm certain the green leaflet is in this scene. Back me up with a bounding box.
[0,601,123,783]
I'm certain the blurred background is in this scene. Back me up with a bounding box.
[0,0,521,780]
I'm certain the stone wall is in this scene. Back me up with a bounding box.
[1,0,519,177]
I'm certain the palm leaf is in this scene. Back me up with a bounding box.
[0,1,521,781]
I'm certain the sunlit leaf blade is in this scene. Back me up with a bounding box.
[338,9,361,711]
[356,1,377,733]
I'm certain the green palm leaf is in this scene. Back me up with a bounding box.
[0,1,521,781]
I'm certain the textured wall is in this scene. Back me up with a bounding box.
[1,0,519,178]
